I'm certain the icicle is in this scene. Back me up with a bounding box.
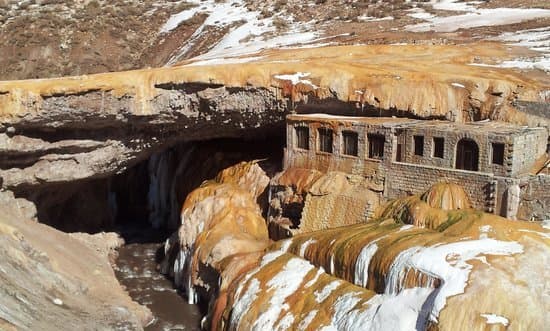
[354,241,379,288]
[266,183,273,219]
[385,246,422,295]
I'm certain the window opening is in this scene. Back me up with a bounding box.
[295,126,309,150]
[318,128,333,153]
[433,137,444,158]
[368,134,385,159]
[414,135,424,156]
[491,143,505,165]
[342,131,358,156]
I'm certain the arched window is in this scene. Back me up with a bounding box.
[456,139,479,171]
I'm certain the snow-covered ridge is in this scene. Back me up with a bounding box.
[162,0,320,65]
[407,0,550,32]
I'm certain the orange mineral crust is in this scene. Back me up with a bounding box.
[1,43,548,126]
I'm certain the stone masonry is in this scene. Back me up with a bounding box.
[284,113,549,220]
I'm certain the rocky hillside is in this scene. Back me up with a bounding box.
[0,191,151,330]
[0,0,549,80]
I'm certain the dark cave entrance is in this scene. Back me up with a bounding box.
[19,134,284,240]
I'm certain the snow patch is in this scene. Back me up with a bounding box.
[160,3,202,33]
[251,258,315,330]
[314,280,341,303]
[497,27,550,53]
[325,288,433,330]
[274,72,318,89]
[354,240,381,288]
[399,224,415,232]
[408,8,435,20]
[164,0,321,65]
[185,56,264,66]
[305,267,325,288]
[480,313,509,326]
[470,57,550,73]
[385,239,523,322]
[230,278,261,329]
[479,225,492,239]
[357,15,394,22]
[299,239,317,257]
[298,310,318,330]
[406,1,550,33]
[451,83,466,88]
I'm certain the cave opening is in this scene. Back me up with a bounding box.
[17,133,285,241]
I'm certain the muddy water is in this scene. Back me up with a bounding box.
[114,242,202,331]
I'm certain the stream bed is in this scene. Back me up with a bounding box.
[114,241,202,331]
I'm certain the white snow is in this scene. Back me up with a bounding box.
[305,267,326,288]
[314,280,341,303]
[251,257,315,330]
[274,72,318,89]
[470,57,550,73]
[480,313,509,326]
[542,219,550,230]
[354,241,379,287]
[163,0,322,65]
[185,56,264,67]
[299,239,317,257]
[230,278,261,329]
[325,288,433,331]
[385,238,524,322]
[357,15,394,22]
[451,83,466,88]
[399,224,415,231]
[518,229,550,239]
[298,310,319,330]
[160,3,203,33]
[278,239,293,253]
[408,8,435,20]
[497,27,550,53]
[479,225,492,239]
[406,1,550,33]
[52,298,63,306]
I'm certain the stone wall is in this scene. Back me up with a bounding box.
[384,162,496,212]
[512,129,548,175]
[517,174,550,221]
[398,126,511,177]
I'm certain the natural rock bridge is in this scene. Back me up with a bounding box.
[0,44,548,231]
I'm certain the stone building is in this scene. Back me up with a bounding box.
[284,113,549,220]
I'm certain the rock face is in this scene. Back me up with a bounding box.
[160,160,549,330]
[271,183,549,330]
[160,162,271,304]
[0,84,284,192]
[215,251,429,331]
[0,191,151,330]
[0,45,547,219]
[268,167,381,238]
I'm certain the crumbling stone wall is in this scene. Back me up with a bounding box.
[517,174,550,221]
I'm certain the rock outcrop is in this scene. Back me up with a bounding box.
[1,43,548,195]
[268,167,381,238]
[160,162,271,304]
[0,190,151,330]
[161,161,549,330]
[271,183,549,330]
